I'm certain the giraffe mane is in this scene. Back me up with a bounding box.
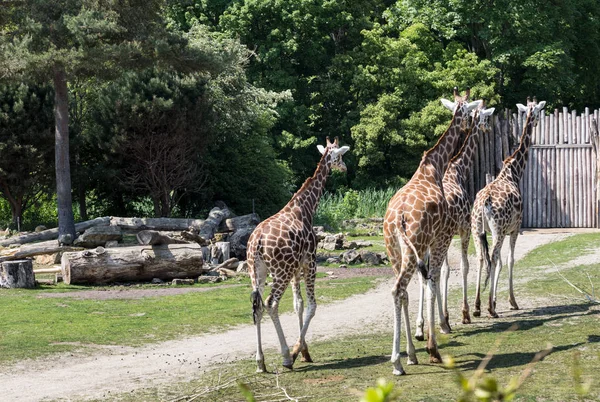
[289,147,331,203]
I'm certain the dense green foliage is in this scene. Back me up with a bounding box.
[1,0,599,223]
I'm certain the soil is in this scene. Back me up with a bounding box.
[0,228,597,401]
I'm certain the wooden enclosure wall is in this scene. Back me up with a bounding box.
[469,107,599,228]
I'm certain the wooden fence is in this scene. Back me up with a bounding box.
[470,107,599,228]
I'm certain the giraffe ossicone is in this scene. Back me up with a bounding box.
[246,136,349,373]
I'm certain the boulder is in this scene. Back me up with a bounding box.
[172,278,195,285]
[360,250,382,265]
[326,257,341,264]
[319,233,344,250]
[341,249,362,265]
[236,260,248,273]
[198,275,222,284]
[229,227,255,260]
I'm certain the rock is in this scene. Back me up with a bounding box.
[341,249,362,265]
[326,257,341,264]
[172,278,195,285]
[319,234,344,250]
[229,227,255,260]
[377,252,389,264]
[105,240,119,248]
[354,240,373,248]
[34,225,47,233]
[151,278,164,284]
[360,250,382,265]
[198,276,220,284]
[342,240,357,249]
[204,270,220,277]
[73,226,122,248]
[217,267,237,278]
[339,264,348,269]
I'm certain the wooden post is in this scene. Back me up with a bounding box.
[0,259,35,288]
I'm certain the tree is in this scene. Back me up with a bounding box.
[0,0,222,242]
[0,83,54,227]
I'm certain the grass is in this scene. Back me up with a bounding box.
[117,262,600,402]
[0,276,383,365]
[111,232,600,402]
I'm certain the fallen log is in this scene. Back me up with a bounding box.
[136,230,189,245]
[0,217,111,247]
[110,217,205,231]
[0,259,35,288]
[197,206,232,244]
[74,225,123,248]
[33,266,62,274]
[218,213,260,232]
[61,244,204,285]
[0,240,84,263]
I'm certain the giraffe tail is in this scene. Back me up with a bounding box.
[395,227,428,280]
[251,290,264,325]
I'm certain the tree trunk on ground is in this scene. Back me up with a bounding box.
[0,240,84,263]
[109,217,205,231]
[0,259,35,288]
[0,217,110,247]
[53,66,76,244]
[198,206,231,244]
[61,243,204,285]
[136,230,189,245]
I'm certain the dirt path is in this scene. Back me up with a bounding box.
[0,230,586,401]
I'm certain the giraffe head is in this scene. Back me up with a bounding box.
[316,136,350,172]
[440,87,482,129]
[472,101,495,133]
[516,96,546,124]
[502,97,546,180]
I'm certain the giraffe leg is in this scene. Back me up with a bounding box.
[508,231,519,310]
[488,235,505,318]
[441,256,451,329]
[292,261,317,364]
[415,273,425,341]
[430,242,451,334]
[459,229,471,324]
[391,279,406,375]
[425,277,443,363]
[403,291,418,365]
[265,280,293,369]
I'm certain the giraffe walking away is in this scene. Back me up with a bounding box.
[471,97,546,318]
[415,103,495,341]
[384,88,481,375]
[246,137,349,373]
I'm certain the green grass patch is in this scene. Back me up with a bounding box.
[517,232,600,269]
[119,266,600,402]
[0,276,383,364]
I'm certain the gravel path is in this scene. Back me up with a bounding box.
[0,229,588,401]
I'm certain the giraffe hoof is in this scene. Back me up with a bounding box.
[282,361,294,370]
[392,368,406,376]
[256,362,267,373]
[429,352,443,364]
[301,352,313,363]
[415,334,425,342]
[488,311,499,318]
[462,311,472,324]
[473,310,481,317]
[407,356,418,365]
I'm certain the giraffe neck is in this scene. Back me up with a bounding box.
[288,152,331,219]
[422,112,466,182]
[451,119,481,180]
[500,111,535,183]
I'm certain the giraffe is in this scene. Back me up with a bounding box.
[247,137,349,373]
[383,88,481,375]
[471,97,546,318]
[414,103,495,341]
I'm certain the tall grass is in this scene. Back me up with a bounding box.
[315,187,398,227]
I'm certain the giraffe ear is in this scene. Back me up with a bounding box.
[337,145,350,155]
[482,107,495,117]
[516,103,528,113]
[535,101,546,113]
[317,145,326,155]
[440,98,456,111]
[466,100,482,112]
